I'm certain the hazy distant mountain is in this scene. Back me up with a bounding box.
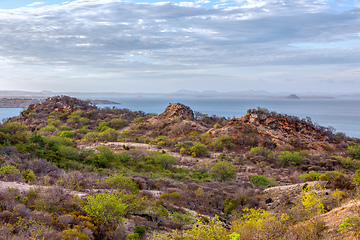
[0,90,359,99]
[0,90,52,97]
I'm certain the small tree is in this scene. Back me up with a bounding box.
[277,151,302,165]
[81,192,127,225]
[250,175,277,187]
[209,135,235,151]
[210,161,237,182]
[153,152,178,169]
[104,173,139,193]
[348,143,360,160]
[190,142,208,157]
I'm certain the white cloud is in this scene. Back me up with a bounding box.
[27,2,45,7]
[177,2,196,7]
[0,0,359,92]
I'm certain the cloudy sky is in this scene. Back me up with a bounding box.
[0,0,359,93]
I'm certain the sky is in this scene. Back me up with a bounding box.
[0,0,359,93]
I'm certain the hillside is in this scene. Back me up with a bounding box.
[0,96,359,240]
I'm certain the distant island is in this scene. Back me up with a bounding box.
[286,94,300,99]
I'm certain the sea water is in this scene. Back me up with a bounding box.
[0,108,23,122]
[0,97,359,138]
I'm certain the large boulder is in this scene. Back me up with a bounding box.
[155,103,194,120]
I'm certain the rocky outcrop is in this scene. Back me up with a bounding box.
[26,95,97,114]
[139,103,206,138]
[209,108,341,151]
[155,103,194,120]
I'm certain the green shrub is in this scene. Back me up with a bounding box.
[66,110,82,124]
[190,142,208,157]
[250,175,269,187]
[96,122,111,131]
[133,117,145,124]
[77,126,89,134]
[353,160,360,169]
[58,145,80,161]
[98,128,120,142]
[81,192,127,225]
[214,123,221,129]
[59,125,73,131]
[110,118,128,129]
[299,171,321,181]
[209,135,235,151]
[118,153,133,163]
[3,122,27,134]
[171,211,194,226]
[210,161,237,182]
[200,132,213,145]
[224,199,238,213]
[56,130,76,138]
[338,215,360,236]
[27,112,37,118]
[153,152,178,169]
[134,225,146,238]
[40,124,57,133]
[82,132,99,142]
[352,170,360,186]
[192,172,203,179]
[249,147,271,157]
[61,229,88,240]
[104,173,139,193]
[175,141,193,155]
[0,132,6,144]
[341,157,353,169]
[348,143,360,160]
[97,145,116,162]
[319,171,344,181]
[278,151,302,165]
[79,117,90,125]
[48,135,75,147]
[250,175,277,187]
[21,169,36,182]
[0,164,20,175]
[126,233,140,240]
[160,192,181,200]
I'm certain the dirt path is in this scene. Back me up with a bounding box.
[0,180,88,198]
[81,141,219,167]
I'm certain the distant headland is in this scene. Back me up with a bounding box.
[0,97,119,108]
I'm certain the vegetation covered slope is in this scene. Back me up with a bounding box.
[0,96,359,239]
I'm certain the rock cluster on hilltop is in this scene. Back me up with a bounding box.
[209,108,342,151]
[26,95,97,114]
[139,103,207,138]
[155,103,194,120]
